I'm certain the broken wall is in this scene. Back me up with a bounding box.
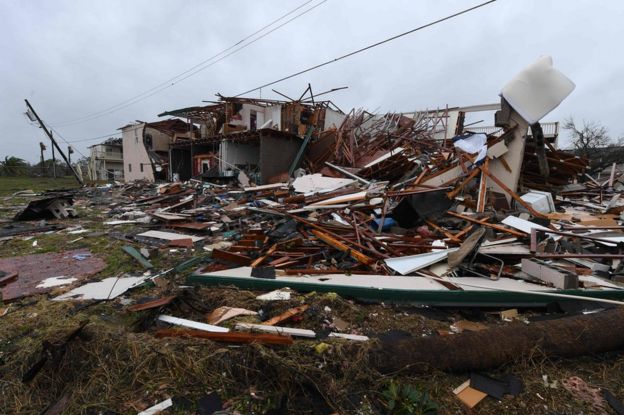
[219,141,260,175]
[487,110,530,201]
[240,103,266,131]
[259,132,301,183]
[145,126,173,153]
[169,148,193,181]
[266,104,282,129]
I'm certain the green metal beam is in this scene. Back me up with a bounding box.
[122,245,153,269]
[288,125,314,176]
[187,272,624,307]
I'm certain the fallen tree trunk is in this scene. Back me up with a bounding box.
[371,307,624,374]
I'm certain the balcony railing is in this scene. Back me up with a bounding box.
[464,122,559,138]
[91,150,123,161]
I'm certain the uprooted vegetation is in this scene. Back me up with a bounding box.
[2,282,624,414]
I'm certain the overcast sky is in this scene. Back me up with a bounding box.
[2,0,623,163]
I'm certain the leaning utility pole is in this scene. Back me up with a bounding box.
[24,99,83,185]
[51,131,57,178]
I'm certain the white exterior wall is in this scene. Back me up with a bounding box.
[88,144,123,181]
[122,123,155,182]
[240,104,266,130]
[324,109,346,130]
[266,105,282,129]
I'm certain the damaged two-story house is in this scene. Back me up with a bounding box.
[119,119,194,182]
[87,137,124,181]
[159,95,346,184]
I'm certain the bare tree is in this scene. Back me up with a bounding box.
[563,118,610,158]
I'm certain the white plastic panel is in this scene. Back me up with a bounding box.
[501,56,575,125]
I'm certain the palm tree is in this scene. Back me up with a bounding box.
[0,156,29,176]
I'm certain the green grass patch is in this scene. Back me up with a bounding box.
[0,176,80,196]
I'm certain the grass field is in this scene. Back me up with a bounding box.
[0,176,80,196]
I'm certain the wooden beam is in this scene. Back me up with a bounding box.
[263,305,309,326]
[425,220,461,243]
[128,296,176,312]
[476,159,489,213]
[289,214,380,257]
[251,244,277,268]
[235,323,316,338]
[155,329,293,345]
[310,229,376,265]
[447,167,480,199]
[230,245,261,252]
[212,249,252,266]
[453,224,476,240]
[446,211,525,237]
[479,163,545,218]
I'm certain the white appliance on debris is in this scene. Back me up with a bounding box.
[517,190,556,214]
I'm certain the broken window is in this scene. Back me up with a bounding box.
[128,163,132,172]
[145,134,153,149]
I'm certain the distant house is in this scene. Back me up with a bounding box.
[87,137,124,181]
[119,119,192,182]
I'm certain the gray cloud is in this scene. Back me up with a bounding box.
[2,0,622,162]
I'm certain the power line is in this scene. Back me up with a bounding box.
[64,132,120,143]
[53,0,317,126]
[44,124,88,159]
[235,0,497,97]
[137,0,327,101]
[52,0,325,128]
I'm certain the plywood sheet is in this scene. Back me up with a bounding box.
[0,250,105,302]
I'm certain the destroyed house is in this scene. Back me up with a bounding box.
[119,118,193,182]
[170,128,303,184]
[161,96,345,183]
[87,137,123,181]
